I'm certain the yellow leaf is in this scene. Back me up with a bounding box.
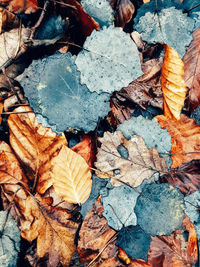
[51,146,92,204]
[161,44,187,120]
[7,106,67,194]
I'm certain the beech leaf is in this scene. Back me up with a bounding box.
[95,131,168,187]
[51,145,92,204]
[161,44,187,120]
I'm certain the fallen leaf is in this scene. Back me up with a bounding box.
[0,0,38,14]
[71,134,95,167]
[7,106,67,194]
[156,114,200,168]
[158,160,200,195]
[0,97,3,124]
[161,44,187,120]
[183,28,200,111]
[148,216,198,266]
[95,131,167,187]
[51,145,92,204]
[0,7,19,33]
[113,0,135,28]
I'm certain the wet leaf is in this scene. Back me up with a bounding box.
[0,0,38,14]
[161,44,187,120]
[7,106,67,194]
[156,114,200,168]
[183,28,200,111]
[158,160,200,195]
[135,182,185,236]
[95,131,167,187]
[51,145,92,204]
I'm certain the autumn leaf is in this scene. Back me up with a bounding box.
[156,114,200,168]
[7,106,67,194]
[0,7,19,33]
[50,145,92,204]
[183,28,200,111]
[0,0,38,14]
[0,98,3,124]
[161,44,187,120]
[118,249,150,266]
[95,131,167,187]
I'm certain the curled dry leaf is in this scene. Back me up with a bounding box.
[158,160,200,196]
[7,106,67,194]
[51,145,92,204]
[0,0,38,14]
[113,0,135,28]
[95,131,167,187]
[161,44,187,120]
[148,216,198,267]
[183,28,200,111]
[156,114,200,168]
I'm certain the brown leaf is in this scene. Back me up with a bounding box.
[51,145,92,204]
[148,216,198,267]
[183,28,200,111]
[156,114,200,168]
[0,0,38,14]
[0,97,3,124]
[7,106,67,194]
[161,44,187,120]
[158,160,200,195]
[0,7,19,33]
[20,193,79,266]
[112,0,135,28]
[95,131,167,187]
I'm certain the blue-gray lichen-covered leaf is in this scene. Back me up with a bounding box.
[117,116,172,168]
[81,0,114,27]
[134,7,194,57]
[116,225,151,261]
[135,183,185,236]
[81,175,109,218]
[0,211,21,267]
[101,185,139,231]
[185,191,200,240]
[75,26,143,94]
[20,53,110,133]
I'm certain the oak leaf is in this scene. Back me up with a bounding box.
[95,131,167,187]
[51,145,92,204]
[161,44,187,120]
[183,28,200,111]
[156,114,200,168]
[0,0,38,14]
[7,106,67,194]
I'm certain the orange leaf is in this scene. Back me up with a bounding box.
[183,28,200,111]
[7,106,67,194]
[161,44,187,120]
[51,145,92,204]
[0,98,3,124]
[0,0,38,14]
[0,7,19,33]
[156,114,200,168]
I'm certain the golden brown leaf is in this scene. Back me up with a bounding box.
[51,145,92,204]
[156,114,200,168]
[0,98,3,124]
[161,44,187,120]
[0,7,19,33]
[95,131,167,187]
[7,106,67,194]
[183,28,200,111]
[20,193,79,266]
[0,0,38,14]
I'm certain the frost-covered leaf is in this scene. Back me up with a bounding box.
[75,26,143,94]
[118,116,172,168]
[135,182,185,236]
[161,44,187,120]
[0,211,21,267]
[134,7,194,57]
[101,185,139,230]
[51,145,92,204]
[116,225,151,261]
[20,53,110,132]
[95,131,168,187]
[81,0,114,27]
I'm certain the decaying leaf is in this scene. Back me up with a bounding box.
[7,106,67,194]
[95,131,167,187]
[0,0,38,14]
[148,216,198,266]
[183,28,200,111]
[158,160,200,195]
[113,0,135,28]
[156,114,200,168]
[50,145,92,204]
[161,44,187,120]
[135,182,185,236]
[0,7,19,33]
